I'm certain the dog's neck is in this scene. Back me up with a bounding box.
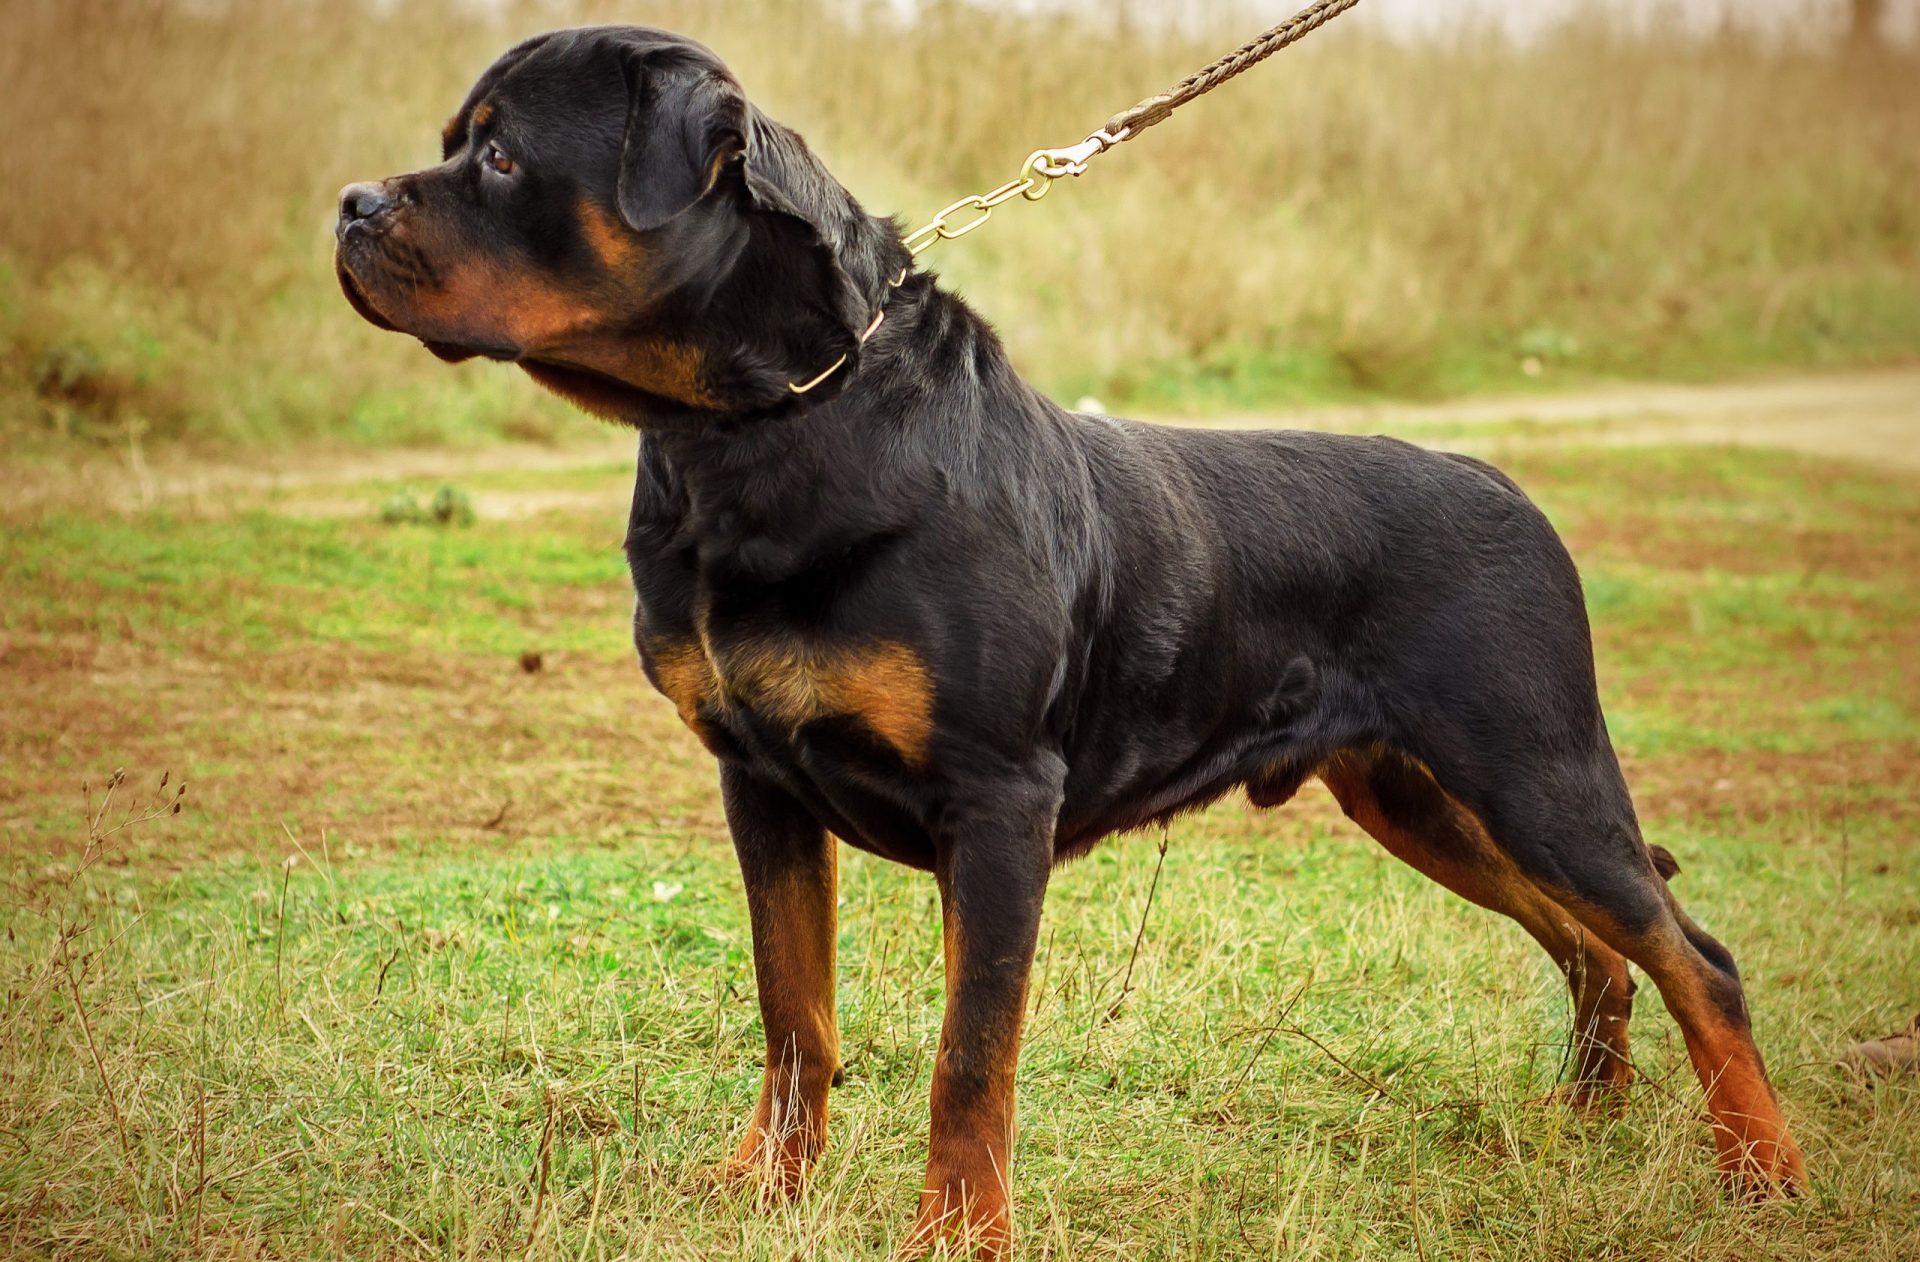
[614,119,1073,584]
[635,275,1056,585]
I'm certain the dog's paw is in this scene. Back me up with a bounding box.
[1718,1129,1808,1201]
[1535,1079,1633,1115]
[895,1172,1012,1260]
[700,1134,816,1204]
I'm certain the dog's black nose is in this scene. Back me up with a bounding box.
[337,182,393,231]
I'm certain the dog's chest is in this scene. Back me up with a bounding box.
[625,471,938,795]
[642,624,935,769]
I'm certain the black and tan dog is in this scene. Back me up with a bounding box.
[336,25,1806,1253]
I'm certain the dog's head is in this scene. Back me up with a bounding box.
[334,26,900,420]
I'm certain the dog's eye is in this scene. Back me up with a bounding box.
[484,145,516,177]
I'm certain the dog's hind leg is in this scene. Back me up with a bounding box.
[1467,753,1807,1198]
[1319,748,1637,1103]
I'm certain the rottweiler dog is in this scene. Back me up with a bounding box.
[336,25,1806,1254]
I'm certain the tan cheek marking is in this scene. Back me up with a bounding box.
[570,199,721,407]
[402,233,711,410]
[492,273,604,345]
[607,339,716,408]
[413,261,600,346]
[578,195,642,270]
[522,328,714,411]
[515,362,635,423]
[716,640,936,766]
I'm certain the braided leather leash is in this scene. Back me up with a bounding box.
[790,0,1366,394]
[1105,0,1364,139]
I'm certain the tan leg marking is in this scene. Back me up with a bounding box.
[723,855,840,1197]
[899,893,1020,1259]
[1603,919,1807,1196]
[1319,749,1636,1099]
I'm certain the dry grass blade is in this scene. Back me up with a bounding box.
[1102,828,1171,1024]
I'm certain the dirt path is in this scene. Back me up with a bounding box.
[10,365,1915,518]
[1206,364,1920,469]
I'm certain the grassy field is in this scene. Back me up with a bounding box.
[4,0,1919,455]
[2,425,1916,1259]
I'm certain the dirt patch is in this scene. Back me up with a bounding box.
[1625,744,1920,834]
[6,368,1916,865]
[0,631,722,864]
[9,618,1909,868]
[1568,520,1920,584]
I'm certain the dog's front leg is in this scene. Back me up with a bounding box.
[718,763,838,1196]
[902,769,1061,1259]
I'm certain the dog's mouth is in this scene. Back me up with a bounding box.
[335,249,514,365]
[334,253,401,334]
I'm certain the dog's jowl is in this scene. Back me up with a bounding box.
[336,24,1806,1255]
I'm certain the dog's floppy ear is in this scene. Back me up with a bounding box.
[616,54,749,232]
[611,37,902,408]
[727,115,886,386]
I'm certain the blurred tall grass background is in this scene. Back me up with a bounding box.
[3,0,1916,451]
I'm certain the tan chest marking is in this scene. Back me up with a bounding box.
[648,635,935,766]
[649,639,722,740]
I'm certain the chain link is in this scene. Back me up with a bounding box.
[896,129,1125,266]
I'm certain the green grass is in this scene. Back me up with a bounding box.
[6,788,1916,1259]
[1,509,634,657]
[7,787,1912,1252]
[2,440,1918,1258]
